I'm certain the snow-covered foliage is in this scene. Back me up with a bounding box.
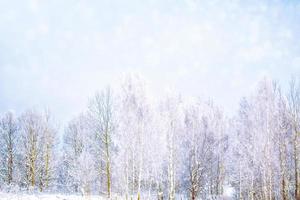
[0,75,299,200]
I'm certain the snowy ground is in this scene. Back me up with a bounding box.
[0,193,233,200]
[0,193,109,200]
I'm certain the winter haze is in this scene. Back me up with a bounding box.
[0,0,300,200]
[0,0,300,122]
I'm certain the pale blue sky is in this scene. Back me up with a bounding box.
[0,0,299,123]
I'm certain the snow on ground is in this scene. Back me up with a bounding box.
[0,193,235,200]
[0,193,110,200]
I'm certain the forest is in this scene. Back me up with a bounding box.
[0,74,299,200]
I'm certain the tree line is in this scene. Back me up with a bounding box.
[0,75,299,200]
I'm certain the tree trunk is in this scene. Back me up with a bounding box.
[294,133,300,200]
[105,129,111,198]
[7,131,13,184]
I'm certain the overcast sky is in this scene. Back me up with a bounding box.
[0,0,300,124]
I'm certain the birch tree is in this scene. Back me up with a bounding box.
[115,74,151,200]
[62,114,88,193]
[88,87,115,198]
[287,78,300,200]
[0,111,18,185]
[37,111,57,192]
[19,110,43,189]
[161,93,183,200]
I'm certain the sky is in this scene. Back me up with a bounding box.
[0,0,300,124]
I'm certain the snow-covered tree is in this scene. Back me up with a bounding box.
[87,87,115,198]
[287,78,300,200]
[17,110,57,191]
[37,110,57,192]
[160,92,184,200]
[62,114,89,193]
[115,74,151,200]
[0,111,18,185]
[0,74,299,200]
[73,150,97,196]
